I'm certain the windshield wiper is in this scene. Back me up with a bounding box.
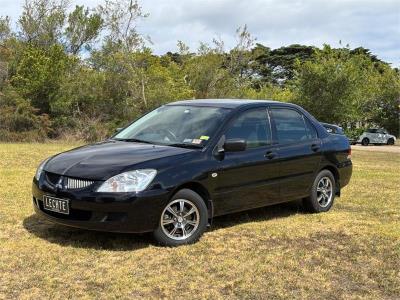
[115,138,154,144]
[167,143,203,149]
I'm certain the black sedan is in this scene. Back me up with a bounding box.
[33,99,352,246]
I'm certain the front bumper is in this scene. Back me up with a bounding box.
[32,180,171,233]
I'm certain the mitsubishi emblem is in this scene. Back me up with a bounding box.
[55,177,63,189]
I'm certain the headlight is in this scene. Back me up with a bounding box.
[35,158,50,181]
[97,169,157,193]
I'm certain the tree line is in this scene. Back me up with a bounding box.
[0,0,399,142]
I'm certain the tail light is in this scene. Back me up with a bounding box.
[347,148,352,160]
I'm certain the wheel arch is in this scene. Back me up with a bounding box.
[171,182,213,221]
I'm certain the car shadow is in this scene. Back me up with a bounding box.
[23,215,153,251]
[211,199,304,230]
[23,200,304,250]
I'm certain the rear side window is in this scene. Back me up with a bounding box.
[225,108,271,149]
[271,108,317,144]
[304,117,318,139]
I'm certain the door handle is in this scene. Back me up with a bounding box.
[265,151,277,159]
[311,143,320,152]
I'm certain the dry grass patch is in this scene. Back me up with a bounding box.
[0,143,399,299]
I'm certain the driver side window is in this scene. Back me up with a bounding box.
[225,108,271,149]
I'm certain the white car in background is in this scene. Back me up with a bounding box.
[356,128,396,146]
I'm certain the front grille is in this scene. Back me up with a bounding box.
[65,177,95,189]
[46,172,62,185]
[45,172,95,190]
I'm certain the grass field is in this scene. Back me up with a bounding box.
[0,143,399,299]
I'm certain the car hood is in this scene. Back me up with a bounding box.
[44,140,194,180]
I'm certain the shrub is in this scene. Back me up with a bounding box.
[0,87,51,142]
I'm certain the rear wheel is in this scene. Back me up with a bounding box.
[153,189,208,246]
[387,138,395,145]
[361,138,369,146]
[303,170,336,213]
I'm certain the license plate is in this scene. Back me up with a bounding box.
[43,195,70,215]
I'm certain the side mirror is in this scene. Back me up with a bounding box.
[224,139,246,152]
[115,127,123,133]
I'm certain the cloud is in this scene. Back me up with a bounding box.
[139,0,400,66]
[2,0,399,66]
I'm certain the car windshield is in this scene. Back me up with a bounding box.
[114,105,231,148]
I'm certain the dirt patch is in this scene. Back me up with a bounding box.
[352,145,400,153]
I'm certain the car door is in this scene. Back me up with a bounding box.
[367,129,378,143]
[212,107,280,215]
[382,130,391,144]
[270,107,322,201]
[376,129,386,144]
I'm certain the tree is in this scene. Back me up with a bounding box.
[18,0,68,48]
[10,44,75,113]
[252,44,315,84]
[0,85,51,141]
[225,25,256,90]
[97,0,148,53]
[363,65,400,135]
[65,6,103,54]
[0,16,11,42]
[183,42,233,98]
[293,45,400,135]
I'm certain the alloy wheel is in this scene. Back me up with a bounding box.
[316,176,333,208]
[160,199,200,241]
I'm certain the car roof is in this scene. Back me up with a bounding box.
[167,99,286,109]
[167,98,329,138]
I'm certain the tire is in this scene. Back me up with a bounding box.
[387,138,395,145]
[361,138,369,146]
[303,170,336,213]
[153,189,208,246]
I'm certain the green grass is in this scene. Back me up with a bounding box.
[0,143,399,299]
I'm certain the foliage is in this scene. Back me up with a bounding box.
[292,45,400,135]
[10,44,75,114]
[344,127,366,140]
[65,5,103,54]
[0,86,51,141]
[97,0,148,52]
[0,0,399,141]
[252,43,316,84]
[18,0,68,48]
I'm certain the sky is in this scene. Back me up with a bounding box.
[1,0,399,66]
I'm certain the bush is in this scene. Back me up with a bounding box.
[0,87,51,142]
[344,127,366,140]
[55,116,112,142]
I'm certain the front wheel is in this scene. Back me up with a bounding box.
[153,189,208,246]
[387,138,395,145]
[303,170,336,213]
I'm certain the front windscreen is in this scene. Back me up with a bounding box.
[114,105,231,148]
